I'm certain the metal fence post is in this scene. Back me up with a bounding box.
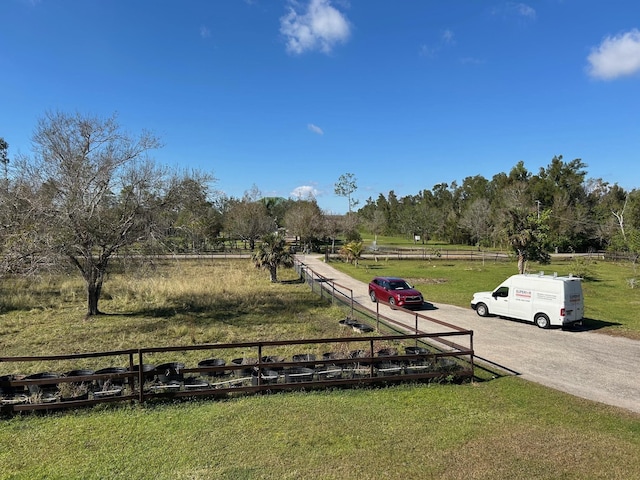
[138,350,145,403]
[350,289,354,318]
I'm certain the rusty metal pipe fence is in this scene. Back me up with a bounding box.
[0,260,474,416]
[1,332,473,415]
[294,258,474,378]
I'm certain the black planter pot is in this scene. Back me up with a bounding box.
[375,362,403,376]
[352,323,374,333]
[284,367,315,383]
[404,346,429,355]
[318,352,344,380]
[292,353,316,368]
[154,363,185,384]
[64,369,97,394]
[338,318,358,327]
[260,356,286,372]
[231,358,257,378]
[184,377,210,389]
[322,352,344,361]
[292,353,316,362]
[437,358,460,372]
[316,365,342,380]
[376,348,398,357]
[1,374,27,396]
[129,364,156,381]
[404,346,430,367]
[198,358,228,377]
[60,391,90,402]
[95,367,128,388]
[252,369,280,386]
[24,372,60,395]
[65,369,96,379]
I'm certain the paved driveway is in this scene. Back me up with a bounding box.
[299,255,640,415]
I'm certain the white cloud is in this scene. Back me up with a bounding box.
[514,3,536,19]
[419,29,455,58]
[280,0,351,55]
[460,57,485,65]
[492,3,536,21]
[200,26,211,39]
[419,44,436,58]
[442,29,455,45]
[291,185,319,199]
[307,123,324,135]
[587,29,640,80]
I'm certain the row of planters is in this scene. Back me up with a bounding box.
[0,346,463,409]
[1,331,474,415]
[0,364,156,406]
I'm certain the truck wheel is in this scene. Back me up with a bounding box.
[534,313,550,329]
[369,290,377,302]
[475,303,488,317]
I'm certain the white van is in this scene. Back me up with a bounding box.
[470,273,584,329]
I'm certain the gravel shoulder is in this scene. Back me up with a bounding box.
[299,255,640,415]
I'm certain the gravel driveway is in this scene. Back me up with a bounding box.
[299,255,640,415]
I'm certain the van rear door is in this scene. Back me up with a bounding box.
[563,279,584,322]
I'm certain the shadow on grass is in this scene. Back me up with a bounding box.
[566,317,621,332]
[115,290,332,327]
[280,277,305,285]
[362,264,386,271]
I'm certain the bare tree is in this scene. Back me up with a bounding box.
[612,194,629,241]
[224,194,275,250]
[323,213,345,254]
[14,111,166,317]
[283,200,324,253]
[163,170,221,252]
[460,198,492,246]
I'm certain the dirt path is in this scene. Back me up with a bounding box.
[298,255,640,415]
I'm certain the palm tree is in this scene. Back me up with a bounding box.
[252,233,294,282]
[339,240,364,267]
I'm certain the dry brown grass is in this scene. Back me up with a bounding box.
[0,258,356,373]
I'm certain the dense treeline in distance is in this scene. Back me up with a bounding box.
[358,157,638,255]
[1,111,638,315]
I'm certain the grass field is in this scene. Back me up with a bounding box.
[1,258,639,479]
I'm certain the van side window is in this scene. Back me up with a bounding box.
[494,287,509,298]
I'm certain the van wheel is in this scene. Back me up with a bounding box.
[534,313,550,329]
[475,303,489,317]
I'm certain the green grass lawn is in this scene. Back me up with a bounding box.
[1,378,638,479]
[0,258,639,479]
[330,256,640,340]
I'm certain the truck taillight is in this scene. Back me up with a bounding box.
[560,308,566,317]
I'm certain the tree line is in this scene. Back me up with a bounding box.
[0,112,358,316]
[1,111,638,316]
[358,157,640,264]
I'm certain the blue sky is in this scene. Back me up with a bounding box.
[2,0,639,213]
